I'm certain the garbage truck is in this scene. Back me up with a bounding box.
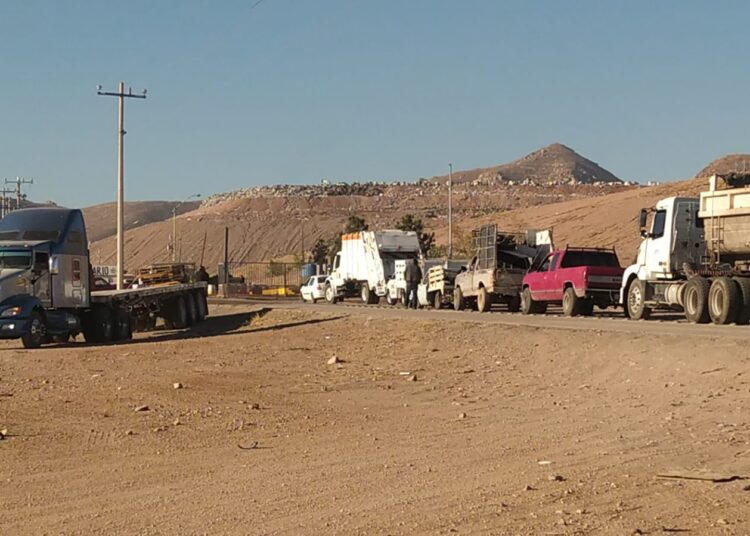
[0,207,208,348]
[621,173,750,324]
[325,230,422,304]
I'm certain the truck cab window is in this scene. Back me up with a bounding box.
[539,257,551,272]
[550,253,560,271]
[651,209,667,238]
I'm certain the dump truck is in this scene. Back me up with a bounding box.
[621,173,750,324]
[453,225,552,312]
[0,208,208,348]
[325,230,421,304]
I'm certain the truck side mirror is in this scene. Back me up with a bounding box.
[639,209,648,228]
[640,229,649,239]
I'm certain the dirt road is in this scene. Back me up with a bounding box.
[2,303,750,535]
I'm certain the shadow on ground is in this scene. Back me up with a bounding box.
[41,308,346,349]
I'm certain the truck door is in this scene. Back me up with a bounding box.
[546,252,563,301]
[671,200,705,271]
[643,208,669,279]
[32,250,52,307]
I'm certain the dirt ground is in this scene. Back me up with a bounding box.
[1,304,750,535]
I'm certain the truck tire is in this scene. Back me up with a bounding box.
[360,284,371,304]
[733,277,750,325]
[521,287,547,314]
[708,276,741,325]
[170,296,189,329]
[325,284,337,304]
[626,279,651,320]
[400,290,407,307]
[562,287,581,317]
[433,291,442,310]
[113,308,133,341]
[21,310,46,349]
[684,277,710,324]
[454,287,465,311]
[84,305,114,343]
[507,293,521,313]
[194,291,207,322]
[477,286,491,313]
[185,292,198,325]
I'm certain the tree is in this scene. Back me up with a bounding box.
[331,214,369,258]
[311,238,330,265]
[396,214,435,255]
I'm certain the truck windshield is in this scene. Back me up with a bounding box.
[0,250,32,269]
[560,251,620,268]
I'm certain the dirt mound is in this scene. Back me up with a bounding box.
[83,201,202,242]
[430,143,622,185]
[437,177,707,262]
[89,182,630,270]
[695,153,750,178]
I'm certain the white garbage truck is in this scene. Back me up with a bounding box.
[325,230,421,304]
[622,173,750,324]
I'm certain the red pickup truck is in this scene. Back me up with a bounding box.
[520,247,623,316]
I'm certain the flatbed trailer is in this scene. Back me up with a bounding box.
[0,208,209,348]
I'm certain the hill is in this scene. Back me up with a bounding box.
[82,200,202,242]
[695,153,750,178]
[435,177,707,262]
[429,143,622,185]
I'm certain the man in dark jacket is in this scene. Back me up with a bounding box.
[404,258,423,309]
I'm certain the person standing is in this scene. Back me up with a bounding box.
[404,258,423,309]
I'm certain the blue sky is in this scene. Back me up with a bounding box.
[2,0,750,207]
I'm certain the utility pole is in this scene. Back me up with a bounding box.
[448,163,453,259]
[0,188,16,218]
[4,177,33,211]
[97,82,147,290]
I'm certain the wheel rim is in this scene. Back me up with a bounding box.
[30,318,42,340]
[710,285,724,316]
[628,284,641,314]
[564,292,572,311]
[326,286,333,301]
[361,286,368,302]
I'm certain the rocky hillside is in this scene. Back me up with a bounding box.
[429,143,623,186]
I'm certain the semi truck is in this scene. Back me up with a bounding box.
[621,173,750,324]
[453,225,553,312]
[0,208,208,348]
[325,230,421,304]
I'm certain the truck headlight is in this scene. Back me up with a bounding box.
[0,306,22,317]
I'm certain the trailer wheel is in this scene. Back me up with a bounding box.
[507,293,521,313]
[113,308,133,341]
[626,279,651,320]
[708,276,741,325]
[194,291,207,322]
[84,305,114,343]
[21,310,46,349]
[454,287,465,311]
[184,292,198,325]
[733,277,750,325]
[562,287,581,317]
[167,296,189,329]
[433,291,442,310]
[684,277,710,324]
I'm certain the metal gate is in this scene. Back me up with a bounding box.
[224,261,313,297]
